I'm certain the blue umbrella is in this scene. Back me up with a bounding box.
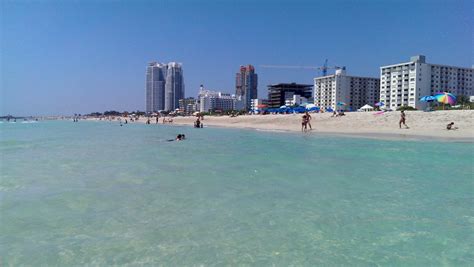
[293,106,306,113]
[420,95,437,102]
[375,102,385,107]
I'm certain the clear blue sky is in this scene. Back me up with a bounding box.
[1,0,472,116]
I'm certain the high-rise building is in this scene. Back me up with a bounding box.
[314,68,380,111]
[145,62,184,113]
[267,83,313,108]
[145,62,167,113]
[165,62,185,111]
[380,55,473,110]
[235,65,258,111]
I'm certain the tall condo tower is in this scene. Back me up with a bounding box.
[235,65,258,111]
[146,62,184,112]
[164,62,185,111]
[145,62,167,113]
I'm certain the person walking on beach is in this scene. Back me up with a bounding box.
[399,110,409,129]
[305,111,312,130]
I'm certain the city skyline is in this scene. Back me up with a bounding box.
[1,0,473,116]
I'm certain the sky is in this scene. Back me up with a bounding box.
[1,0,472,116]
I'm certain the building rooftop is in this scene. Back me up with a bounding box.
[267,83,313,88]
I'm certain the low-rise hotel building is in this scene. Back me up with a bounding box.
[250,99,269,112]
[314,68,380,111]
[380,55,473,110]
[197,86,236,112]
[178,97,196,115]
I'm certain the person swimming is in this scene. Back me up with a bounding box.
[167,134,186,142]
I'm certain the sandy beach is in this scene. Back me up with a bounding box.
[94,110,474,141]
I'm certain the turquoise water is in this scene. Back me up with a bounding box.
[1,120,473,265]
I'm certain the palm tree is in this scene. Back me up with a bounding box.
[456,95,469,109]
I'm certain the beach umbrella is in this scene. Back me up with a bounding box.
[336,102,346,112]
[435,92,456,105]
[305,103,316,109]
[374,102,385,107]
[293,106,306,113]
[435,92,456,110]
[419,95,437,102]
[257,104,268,108]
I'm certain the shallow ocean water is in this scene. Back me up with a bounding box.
[1,120,473,265]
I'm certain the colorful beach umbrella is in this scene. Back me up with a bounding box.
[435,92,456,105]
[336,102,346,106]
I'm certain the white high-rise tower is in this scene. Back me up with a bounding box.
[164,62,185,111]
[145,62,167,113]
[146,62,184,112]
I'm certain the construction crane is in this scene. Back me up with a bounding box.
[260,59,345,77]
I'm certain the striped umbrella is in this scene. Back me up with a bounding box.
[435,92,456,105]
[435,92,456,110]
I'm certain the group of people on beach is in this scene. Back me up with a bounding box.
[398,110,456,130]
[298,110,457,132]
[112,109,459,136]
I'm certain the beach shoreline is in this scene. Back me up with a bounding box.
[86,110,474,142]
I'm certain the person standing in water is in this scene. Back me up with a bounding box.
[305,111,312,130]
[301,114,308,132]
[399,110,409,129]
